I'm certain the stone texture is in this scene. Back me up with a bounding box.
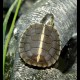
[5,0,77,79]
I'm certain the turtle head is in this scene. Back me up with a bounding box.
[40,13,54,26]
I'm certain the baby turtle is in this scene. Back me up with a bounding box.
[19,14,61,67]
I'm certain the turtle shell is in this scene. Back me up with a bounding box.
[19,23,61,67]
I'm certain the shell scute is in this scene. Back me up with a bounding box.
[19,23,61,67]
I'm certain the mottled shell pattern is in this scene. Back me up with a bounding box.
[19,23,61,67]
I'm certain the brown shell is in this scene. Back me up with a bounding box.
[19,23,61,67]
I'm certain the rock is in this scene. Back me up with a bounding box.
[5,0,77,80]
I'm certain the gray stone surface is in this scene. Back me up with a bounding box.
[11,54,77,80]
[14,0,77,49]
[6,0,77,80]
